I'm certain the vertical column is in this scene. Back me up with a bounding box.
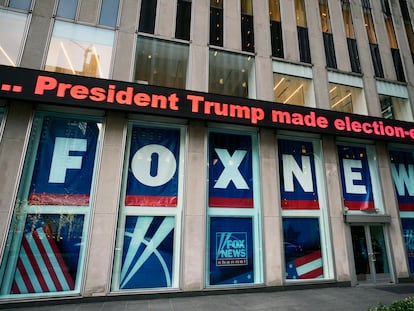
[224,0,242,50]
[260,129,283,286]
[78,0,100,24]
[156,0,177,38]
[253,1,274,102]
[83,111,126,296]
[375,142,410,280]
[20,0,54,69]
[322,136,352,282]
[280,0,300,61]
[182,121,207,291]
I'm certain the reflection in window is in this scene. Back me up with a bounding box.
[209,49,255,98]
[99,0,120,28]
[295,0,311,63]
[0,115,101,297]
[283,218,323,279]
[380,95,412,121]
[8,0,31,10]
[269,0,283,58]
[45,21,115,78]
[0,10,27,67]
[175,0,192,40]
[241,0,254,53]
[134,37,189,89]
[139,0,157,34]
[273,74,313,106]
[341,1,361,73]
[56,0,78,19]
[329,83,365,114]
[210,0,223,46]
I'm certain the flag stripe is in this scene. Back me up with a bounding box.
[21,237,49,292]
[294,250,321,267]
[281,200,319,210]
[299,266,323,279]
[209,198,254,208]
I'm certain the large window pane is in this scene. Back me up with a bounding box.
[0,10,27,67]
[209,50,255,98]
[175,0,191,40]
[8,0,31,10]
[112,125,184,291]
[0,114,101,297]
[56,0,78,19]
[401,219,414,273]
[273,74,313,106]
[134,37,189,89]
[138,0,157,34]
[99,0,120,27]
[45,21,114,78]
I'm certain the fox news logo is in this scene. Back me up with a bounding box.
[216,232,248,266]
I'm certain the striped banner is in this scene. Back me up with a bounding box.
[286,250,323,279]
[11,225,74,294]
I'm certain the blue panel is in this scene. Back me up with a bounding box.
[401,218,414,274]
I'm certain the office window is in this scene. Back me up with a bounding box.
[209,49,255,98]
[269,0,283,58]
[139,0,157,34]
[399,0,414,62]
[329,83,366,114]
[319,0,336,68]
[56,0,78,19]
[377,81,412,121]
[134,37,189,89]
[112,124,185,291]
[241,0,254,53]
[99,0,120,28]
[45,21,115,78]
[0,9,28,67]
[294,0,311,63]
[175,0,191,40]
[273,74,313,107]
[206,130,262,286]
[278,137,332,280]
[341,1,361,73]
[8,0,31,10]
[0,114,102,297]
[210,0,223,46]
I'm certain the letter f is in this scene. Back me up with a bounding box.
[49,137,87,183]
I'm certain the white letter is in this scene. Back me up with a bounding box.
[391,163,414,196]
[282,154,314,192]
[49,137,87,183]
[214,148,249,189]
[131,144,177,187]
[343,159,367,194]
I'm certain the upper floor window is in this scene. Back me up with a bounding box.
[175,0,191,40]
[341,0,360,73]
[209,49,255,98]
[56,0,78,19]
[294,0,311,63]
[138,0,157,34]
[269,0,283,58]
[241,0,254,52]
[45,21,115,78]
[0,9,28,67]
[7,0,31,10]
[377,80,412,121]
[134,36,189,89]
[399,0,414,62]
[210,0,223,47]
[319,0,337,68]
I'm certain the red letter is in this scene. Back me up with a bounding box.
[187,94,204,113]
[168,93,180,110]
[334,118,345,130]
[251,107,265,124]
[317,116,329,129]
[34,76,57,95]
[70,85,89,100]
[90,87,107,101]
[133,93,151,106]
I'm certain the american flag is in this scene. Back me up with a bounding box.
[11,225,75,294]
[286,250,323,279]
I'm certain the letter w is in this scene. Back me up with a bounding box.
[391,164,414,196]
[282,155,313,192]
[214,149,249,189]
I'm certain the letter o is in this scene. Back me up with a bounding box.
[131,144,177,187]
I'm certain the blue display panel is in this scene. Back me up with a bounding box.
[283,218,323,279]
[125,127,180,207]
[337,145,374,211]
[0,115,100,297]
[119,216,174,289]
[401,218,414,273]
[209,217,254,285]
[389,150,414,211]
[278,139,319,210]
[208,133,253,208]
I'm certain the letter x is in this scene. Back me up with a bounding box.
[214,148,249,189]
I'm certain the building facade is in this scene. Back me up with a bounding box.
[0,0,414,303]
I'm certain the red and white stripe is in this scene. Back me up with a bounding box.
[11,225,74,294]
[295,250,323,279]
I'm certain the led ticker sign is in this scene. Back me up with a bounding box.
[2,65,414,143]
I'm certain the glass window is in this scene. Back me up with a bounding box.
[138,0,157,34]
[294,0,311,63]
[337,143,383,213]
[278,137,332,281]
[0,114,102,297]
[134,37,189,89]
[273,74,313,107]
[99,0,120,28]
[206,131,262,286]
[8,0,31,10]
[0,9,28,67]
[401,219,414,273]
[399,0,414,61]
[210,0,223,46]
[175,0,192,40]
[329,83,366,114]
[319,0,336,68]
[112,124,185,291]
[295,0,307,27]
[389,149,414,212]
[319,0,331,33]
[380,95,412,121]
[241,0,254,53]
[209,49,255,98]
[269,0,283,58]
[56,0,78,19]
[341,2,361,73]
[45,21,115,79]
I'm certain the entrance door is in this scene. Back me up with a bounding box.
[351,225,392,284]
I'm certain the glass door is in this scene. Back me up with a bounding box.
[351,225,391,284]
